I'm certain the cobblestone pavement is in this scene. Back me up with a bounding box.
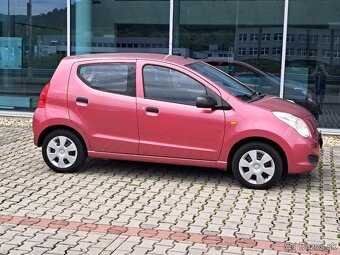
[0,126,339,255]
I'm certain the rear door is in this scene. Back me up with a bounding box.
[136,60,225,161]
[68,60,139,154]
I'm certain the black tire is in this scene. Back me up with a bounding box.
[42,129,86,173]
[231,142,283,189]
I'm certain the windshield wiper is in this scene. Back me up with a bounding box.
[235,91,266,102]
[236,94,253,100]
[248,92,266,102]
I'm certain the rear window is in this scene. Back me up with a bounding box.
[78,63,136,97]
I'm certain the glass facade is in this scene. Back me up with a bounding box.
[0,0,67,111]
[0,0,339,131]
[71,0,169,55]
[284,0,340,129]
[174,0,285,99]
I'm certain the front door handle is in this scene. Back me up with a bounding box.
[146,107,159,113]
[76,97,88,104]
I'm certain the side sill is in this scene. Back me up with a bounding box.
[88,151,227,170]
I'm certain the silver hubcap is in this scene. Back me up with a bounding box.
[239,149,275,185]
[46,136,77,168]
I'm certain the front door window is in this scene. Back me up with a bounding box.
[143,65,207,105]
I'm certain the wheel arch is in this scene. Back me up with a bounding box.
[37,125,88,156]
[227,137,288,174]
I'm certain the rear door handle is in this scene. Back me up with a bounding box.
[76,97,88,104]
[146,107,159,113]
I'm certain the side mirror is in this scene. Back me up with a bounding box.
[196,95,217,109]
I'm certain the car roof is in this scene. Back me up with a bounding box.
[64,53,198,66]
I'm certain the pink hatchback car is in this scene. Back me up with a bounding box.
[33,53,322,189]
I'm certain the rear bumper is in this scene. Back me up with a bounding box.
[32,108,46,146]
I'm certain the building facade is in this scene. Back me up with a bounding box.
[1,0,340,131]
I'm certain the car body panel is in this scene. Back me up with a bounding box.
[136,60,225,160]
[137,97,225,160]
[67,59,139,154]
[33,109,93,151]
[251,95,312,117]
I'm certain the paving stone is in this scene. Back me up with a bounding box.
[7,249,28,255]
[0,244,19,255]
[15,241,40,252]
[24,247,50,255]
[0,125,339,255]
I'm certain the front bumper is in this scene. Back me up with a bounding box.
[282,128,321,174]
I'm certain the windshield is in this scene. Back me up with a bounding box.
[187,61,257,101]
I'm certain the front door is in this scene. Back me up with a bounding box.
[136,61,225,161]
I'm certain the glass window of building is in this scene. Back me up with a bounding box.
[262,33,271,42]
[173,0,285,99]
[274,33,283,41]
[333,50,340,59]
[250,34,259,42]
[321,35,331,44]
[286,48,294,56]
[260,48,269,56]
[272,47,282,56]
[321,50,330,58]
[334,35,340,45]
[308,49,318,57]
[287,34,295,42]
[284,0,340,129]
[297,48,307,56]
[71,0,169,55]
[249,47,258,56]
[238,48,247,56]
[238,34,247,42]
[309,35,318,44]
[0,0,67,111]
[297,34,307,43]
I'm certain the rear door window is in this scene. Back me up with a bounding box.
[78,63,136,96]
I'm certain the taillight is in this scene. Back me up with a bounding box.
[38,83,50,108]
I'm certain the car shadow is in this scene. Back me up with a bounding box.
[76,157,237,187]
[51,158,328,190]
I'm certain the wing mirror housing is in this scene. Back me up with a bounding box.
[196,95,232,110]
[196,95,217,108]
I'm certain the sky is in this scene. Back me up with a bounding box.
[0,0,67,16]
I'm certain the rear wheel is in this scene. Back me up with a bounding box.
[231,142,283,189]
[42,129,86,173]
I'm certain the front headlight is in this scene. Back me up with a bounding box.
[273,111,310,137]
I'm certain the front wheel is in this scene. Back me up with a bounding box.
[231,142,283,189]
[42,129,86,173]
